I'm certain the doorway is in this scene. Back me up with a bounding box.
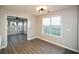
[7,16,27,48]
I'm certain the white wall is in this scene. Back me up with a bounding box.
[36,6,78,52]
[0,9,37,49]
[27,15,37,40]
[77,6,79,52]
[0,13,7,48]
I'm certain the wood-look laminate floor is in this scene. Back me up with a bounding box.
[0,34,78,54]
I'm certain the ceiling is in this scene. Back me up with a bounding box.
[0,5,74,15]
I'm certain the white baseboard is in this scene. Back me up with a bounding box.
[38,37,78,53]
[1,44,7,49]
[27,37,37,41]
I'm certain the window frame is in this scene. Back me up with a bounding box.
[42,16,62,38]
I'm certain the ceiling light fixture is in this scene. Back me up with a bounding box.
[36,6,47,14]
[38,8,47,14]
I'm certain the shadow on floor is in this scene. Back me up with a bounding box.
[63,49,78,54]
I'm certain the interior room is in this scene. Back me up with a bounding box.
[0,5,79,54]
[7,16,27,35]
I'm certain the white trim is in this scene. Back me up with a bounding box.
[27,36,37,41]
[27,38,37,41]
[38,37,78,53]
[1,44,7,49]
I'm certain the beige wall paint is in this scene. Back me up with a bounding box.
[77,6,79,52]
[0,9,37,48]
[36,6,78,52]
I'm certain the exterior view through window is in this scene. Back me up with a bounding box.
[42,16,61,37]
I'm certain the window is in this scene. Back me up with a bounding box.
[18,22,23,30]
[10,21,17,30]
[10,22,17,27]
[42,18,51,34]
[42,16,61,37]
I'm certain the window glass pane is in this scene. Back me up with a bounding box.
[51,16,61,36]
[18,22,23,30]
[10,22,16,27]
[43,18,50,26]
[51,16,61,26]
[43,26,51,34]
[42,18,51,34]
[10,21,17,31]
